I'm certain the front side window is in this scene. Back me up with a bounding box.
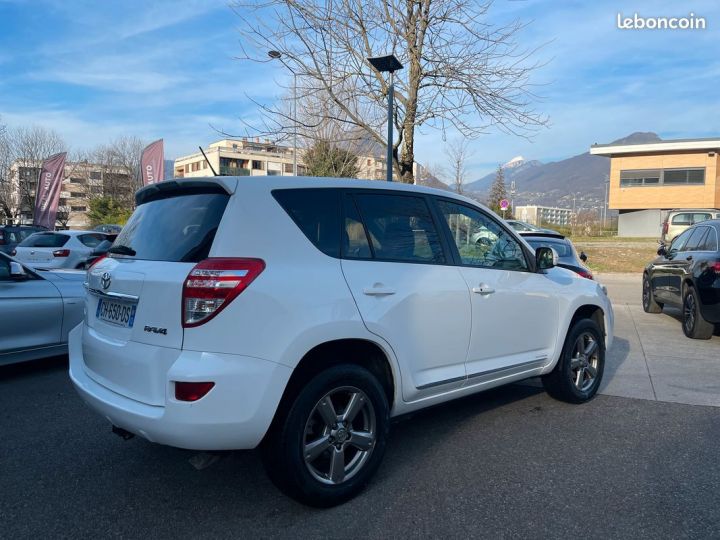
[436,200,528,270]
[668,228,694,255]
[353,193,445,264]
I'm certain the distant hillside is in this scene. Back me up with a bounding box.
[466,132,662,209]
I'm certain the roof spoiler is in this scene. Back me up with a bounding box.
[135,179,233,206]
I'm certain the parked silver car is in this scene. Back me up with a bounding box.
[12,230,108,270]
[0,252,85,365]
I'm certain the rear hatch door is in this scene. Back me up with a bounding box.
[82,180,234,405]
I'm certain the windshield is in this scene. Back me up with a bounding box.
[111,192,229,262]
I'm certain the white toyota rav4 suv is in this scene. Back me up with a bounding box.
[70,176,613,506]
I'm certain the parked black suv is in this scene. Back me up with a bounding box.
[0,225,45,255]
[643,219,720,339]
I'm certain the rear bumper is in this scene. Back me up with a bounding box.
[68,324,292,450]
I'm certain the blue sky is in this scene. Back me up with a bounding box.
[1,0,719,180]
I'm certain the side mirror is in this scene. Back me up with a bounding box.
[657,245,667,256]
[10,261,28,280]
[579,251,588,263]
[536,246,557,270]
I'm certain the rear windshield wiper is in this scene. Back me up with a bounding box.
[108,245,136,256]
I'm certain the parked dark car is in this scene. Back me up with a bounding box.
[520,232,593,279]
[0,225,45,255]
[643,219,720,339]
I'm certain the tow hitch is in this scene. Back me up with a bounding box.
[112,425,135,440]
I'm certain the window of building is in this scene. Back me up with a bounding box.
[71,206,87,212]
[69,192,84,198]
[59,198,68,206]
[284,163,293,174]
[69,177,86,184]
[89,172,101,180]
[252,160,264,170]
[202,161,208,170]
[620,168,705,187]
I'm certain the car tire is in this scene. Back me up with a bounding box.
[682,286,714,340]
[642,273,663,313]
[542,318,605,404]
[262,364,389,507]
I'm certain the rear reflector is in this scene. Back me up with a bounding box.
[182,258,265,327]
[175,382,215,402]
[577,269,593,280]
[53,249,70,257]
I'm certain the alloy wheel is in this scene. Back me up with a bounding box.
[569,332,600,392]
[642,277,650,309]
[684,293,696,333]
[303,386,377,485]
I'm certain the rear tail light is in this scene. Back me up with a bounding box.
[577,269,593,280]
[711,261,720,273]
[53,249,70,257]
[182,258,265,327]
[662,222,668,235]
[88,254,107,269]
[175,382,215,402]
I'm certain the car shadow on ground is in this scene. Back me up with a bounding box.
[660,306,720,336]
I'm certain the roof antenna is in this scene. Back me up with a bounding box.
[199,146,218,176]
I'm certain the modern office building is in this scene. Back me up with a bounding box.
[590,138,720,236]
[515,205,573,226]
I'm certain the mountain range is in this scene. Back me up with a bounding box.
[462,131,662,210]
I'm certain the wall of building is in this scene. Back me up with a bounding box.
[617,209,663,237]
[609,151,720,210]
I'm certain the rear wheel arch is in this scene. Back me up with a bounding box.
[268,339,396,434]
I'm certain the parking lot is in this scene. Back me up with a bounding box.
[2,274,720,539]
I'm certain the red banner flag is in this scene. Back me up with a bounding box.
[33,152,67,230]
[141,139,164,185]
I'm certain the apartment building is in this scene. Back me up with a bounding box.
[174,138,304,179]
[174,138,426,183]
[515,205,573,226]
[4,160,133,229]
[590,137,720,236]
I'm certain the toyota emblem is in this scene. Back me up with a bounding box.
[101,272,111,290]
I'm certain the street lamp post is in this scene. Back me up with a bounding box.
[367,54,403,182]
[268,50,298,176]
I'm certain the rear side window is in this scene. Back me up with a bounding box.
[273,189,341,257]
[19,233,69,248]
[112,192,229,262]
[699,228,719,252]
[353,193,445,264]
[684,227,709,251]
[78,233,106,248]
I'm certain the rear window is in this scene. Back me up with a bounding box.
[111,192,229,262]
[19,233,69,248]
[78,233,107,248]
[525,238,572,258]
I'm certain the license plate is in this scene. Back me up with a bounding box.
[96,298,137,328]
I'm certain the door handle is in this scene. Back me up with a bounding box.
[472,283,495,295]
[363,285,396,296]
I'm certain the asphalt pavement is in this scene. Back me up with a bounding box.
[2,274,720,539]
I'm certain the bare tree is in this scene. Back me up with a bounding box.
[0,125,66,223]
[445,138,472,194]
[233,0,547,183]
[91,136,145,203]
